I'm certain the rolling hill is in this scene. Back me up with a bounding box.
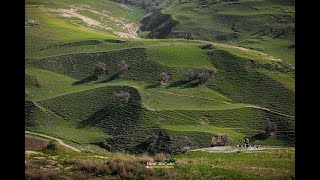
[25,0,295,179]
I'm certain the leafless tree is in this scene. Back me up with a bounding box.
[117,60,129,73]
[265,120,278,136]
[197,68,216,84]
[211,134,232,146]
[184,69,195,81]
[160,72,171,83]
[94,62,107,77]
[114,92,131,103]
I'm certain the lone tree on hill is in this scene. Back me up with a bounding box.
[114,91,131,103]
[94,62,107,77]
[197,68,216,84]
[160,72,171,83]
[117,60,129,73]
[184,69,195,81]
[265,120,278,136]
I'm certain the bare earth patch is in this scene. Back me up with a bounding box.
[48,4,139,38]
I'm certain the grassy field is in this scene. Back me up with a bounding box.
[25,139,295,179]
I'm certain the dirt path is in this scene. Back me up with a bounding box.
[200,41,282,62]
[247,105,295,119]
[190,146,294,153]
[32,101,64,120]
[25,131,81,152]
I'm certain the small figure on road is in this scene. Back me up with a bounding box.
[244,138,250,147]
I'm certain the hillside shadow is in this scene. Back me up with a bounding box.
[77,107,108,129]
[166,80,192,88]
[183,81,201,88]
[95,73,121,84]
[72,75,98,85]
[250,132,269,142]
[145,82,161,89]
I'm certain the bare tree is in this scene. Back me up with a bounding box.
[117,60,129,73]
[94,62,107,77]
[265,120,278,136]
[114,92,131,103]
[197,68,216,84]
[211,134,232,146]
[184,69,195,81]
[160,72,171,83]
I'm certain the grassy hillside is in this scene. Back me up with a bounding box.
[25,0,295,178]
[137,0,295,65]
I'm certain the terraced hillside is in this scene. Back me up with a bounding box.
[25,0,294,178]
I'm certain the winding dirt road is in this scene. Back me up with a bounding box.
[25,131,81,152]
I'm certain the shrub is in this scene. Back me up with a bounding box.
[117,60,129,73]
[46,140,57,150]
[184,69,195,81]
[211,134,232,146]
[154,152,167,162]
[114,91,131,103]
[160,72,170,83]
[201,43,213,49]
[25,169,59,180]
[265,120,278,136]
[138,154,154,164]
[197,68,216,84]
[94,62,107,77]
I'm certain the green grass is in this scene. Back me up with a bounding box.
[163,124,245,145]
[157,0,295,65]
[146,45,213,68]
[174,149,295,179]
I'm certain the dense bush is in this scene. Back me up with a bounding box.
[211,134,232,146]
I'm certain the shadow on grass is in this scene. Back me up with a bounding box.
[77,107,108,129]
[72,75,98,85]
[183,81,201,88]
[166,80,192,88]
[145,82,161,89]
[250,133,269,142]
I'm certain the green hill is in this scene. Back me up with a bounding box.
[25,0,295,178]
